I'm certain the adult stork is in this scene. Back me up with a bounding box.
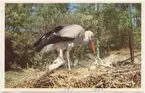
[33,24,95,70]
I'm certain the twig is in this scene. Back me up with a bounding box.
[119,54,141,63]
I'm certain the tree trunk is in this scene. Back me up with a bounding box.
[95,3,100,58]
[128,4,134,62]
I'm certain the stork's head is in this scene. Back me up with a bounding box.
[85,30,95,54]
[85,30,94,40]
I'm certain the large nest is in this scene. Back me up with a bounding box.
[13,64,140,88]
[33,63,141,88]
[12,50,141,88]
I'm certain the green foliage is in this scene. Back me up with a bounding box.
[5,4,33,31]
[5,31,34,68]
[5,31,60,70]
[133,27,141,48]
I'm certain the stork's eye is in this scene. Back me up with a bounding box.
[91,35,94,38]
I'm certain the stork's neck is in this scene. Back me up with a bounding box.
[82,35,89,45]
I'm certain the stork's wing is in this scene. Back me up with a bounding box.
[33,25,74,52]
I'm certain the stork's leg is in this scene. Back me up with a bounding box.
[59,48,64,59]
[50,48,66,71]
[53,48,64,64]
[66,43,74,70]
[49,49,66,71]
[66,50,71,70]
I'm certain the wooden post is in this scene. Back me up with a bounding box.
[128,4,134,62]
[95,3,100,58]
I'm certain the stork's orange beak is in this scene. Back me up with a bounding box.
[90,40,95,54]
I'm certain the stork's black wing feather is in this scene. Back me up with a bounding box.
[33,25,63,48]
[33,25,74,52]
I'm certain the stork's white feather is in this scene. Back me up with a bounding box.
[41,44,55,53]
[57,24,85,38]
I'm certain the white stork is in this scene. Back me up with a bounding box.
[33,24,95,70]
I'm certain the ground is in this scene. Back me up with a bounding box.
[5,48,141,88]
